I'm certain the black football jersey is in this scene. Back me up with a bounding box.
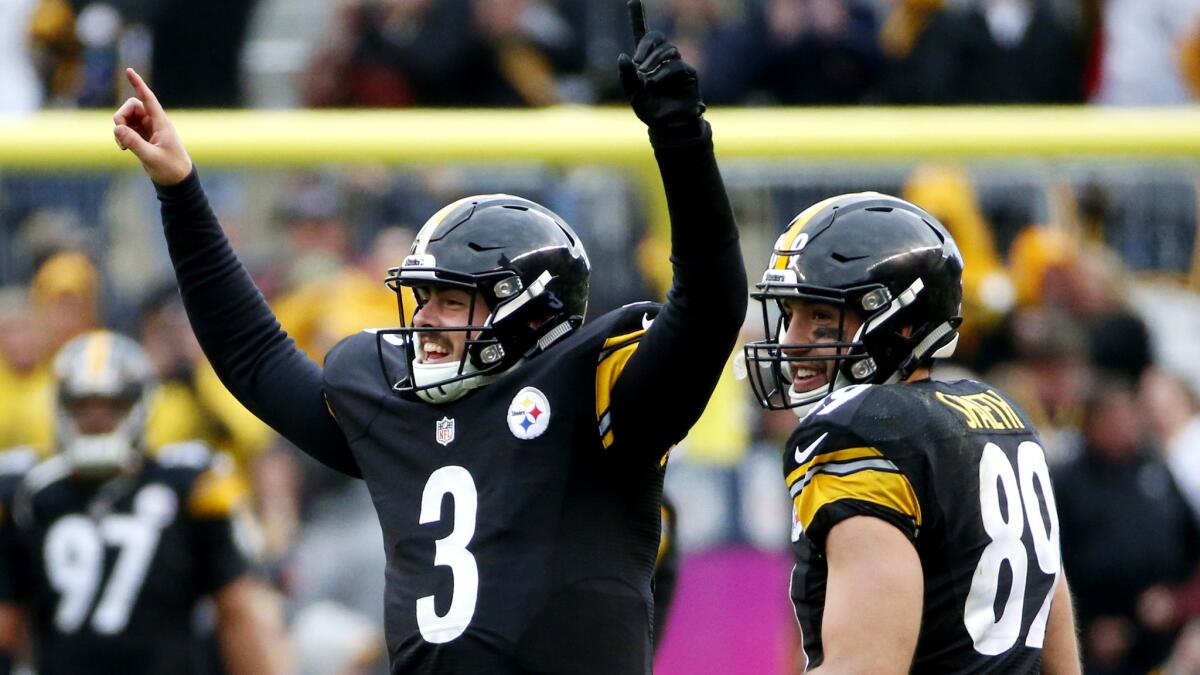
[0,447,38,604]
[0,443,251,675]
[323,302,670,674]
[0,447,37,505]
[784,380,1063,673]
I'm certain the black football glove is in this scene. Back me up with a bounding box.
[617,0,706,137]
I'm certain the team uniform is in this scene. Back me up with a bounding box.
[786,380,1062,673]
[743,192,1074,672]
[325,303,673,671]
[652,496,679,651]
[154,105,743,671]
[0,447,37,507]
[0,443,251,675]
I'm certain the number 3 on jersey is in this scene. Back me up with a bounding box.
[417,466,479,644]
[964,442,1061,655]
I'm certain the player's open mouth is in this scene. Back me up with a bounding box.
[418,337,454,363]
[791,365,827,392]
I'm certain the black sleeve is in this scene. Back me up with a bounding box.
[608,121,747,460]
[0,502,20,604]
[157,170,362,478]
[192,515,252,596]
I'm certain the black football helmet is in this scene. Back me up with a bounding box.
[744,192,964,415]
[379,194,590,403]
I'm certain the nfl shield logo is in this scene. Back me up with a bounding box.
[435,417,455,446]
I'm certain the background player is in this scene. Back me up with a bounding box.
[744,193,1082,673]
[0,330,289,675]
[110,0,746,672]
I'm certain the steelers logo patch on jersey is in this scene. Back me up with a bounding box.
[508,387,551,440]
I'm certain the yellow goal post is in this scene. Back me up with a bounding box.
[2,106,1200,288]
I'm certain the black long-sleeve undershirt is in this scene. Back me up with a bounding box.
[609,121,747,460]
[157,175,362,478]
[156,119,743,477]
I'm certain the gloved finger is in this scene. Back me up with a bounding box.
[633,30,666,63]
[627,0,648,45]
[638,44,680,76]
[617,53,644,98]
[643,58,697,88]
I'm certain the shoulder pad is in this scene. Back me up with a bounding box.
[802,384,876,427]
[155,441,215,469]
[325,330,393,382]
[187,452,247,518]
[22,456,70,495]
[598,302,661,344]
[0,447,38,476]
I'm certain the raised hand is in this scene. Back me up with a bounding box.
[113,68,193,186]
[616,0,705,134]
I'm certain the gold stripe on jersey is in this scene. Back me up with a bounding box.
[785,446,884,491]
[595,331,644,450]
[656,504,671,566]
[936,390,1025,431]
[602,328,646,352]
[793,468,922,533]
[188,467,249,518]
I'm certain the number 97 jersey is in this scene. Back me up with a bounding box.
[785,380,1062,673]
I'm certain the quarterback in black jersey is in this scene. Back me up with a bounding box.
[0,331,288,675]
[111,1,745,671]
[743,193,1082,673]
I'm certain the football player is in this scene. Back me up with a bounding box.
[0,331,289,675]
[743,193,1082,673]
[111,0,745,672]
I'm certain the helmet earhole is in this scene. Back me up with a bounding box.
[851,358,876,380]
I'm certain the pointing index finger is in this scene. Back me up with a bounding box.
[628,0,648,44]
[125,68,165,117]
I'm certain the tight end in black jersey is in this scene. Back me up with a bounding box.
[785,380,1063,673]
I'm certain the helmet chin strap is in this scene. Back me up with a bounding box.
[411,359,486,404]
[787,368,854,419]
[411,352,523,403]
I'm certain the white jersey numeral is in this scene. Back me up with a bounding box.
[44,508,165,634]
[964,442,1061,655]
[416,466,479,644]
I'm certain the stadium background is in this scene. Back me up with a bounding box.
[3,0,1200,673]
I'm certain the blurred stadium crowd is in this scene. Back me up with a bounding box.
[2,1,1200,674]
[4,0,1200,111]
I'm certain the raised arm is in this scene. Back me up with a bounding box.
[608,0,747,459]
[114,69,360,477]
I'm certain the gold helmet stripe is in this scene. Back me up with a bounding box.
[772,192,884,270]
[412,194,511,256]
[82,331,114,389]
